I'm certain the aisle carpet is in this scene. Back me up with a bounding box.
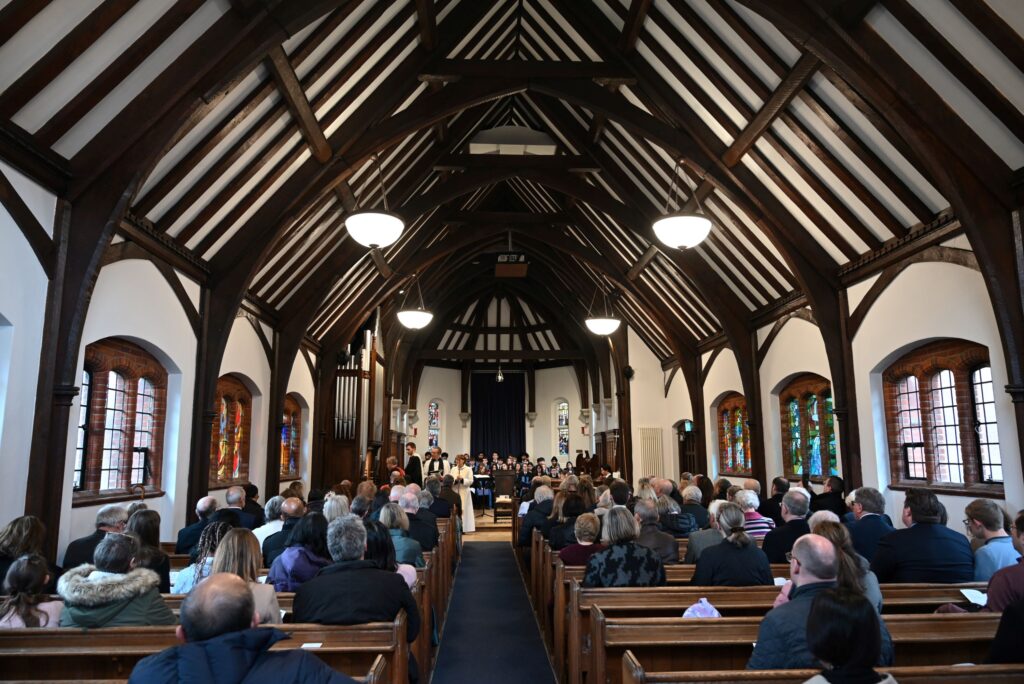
[431,542,555,683]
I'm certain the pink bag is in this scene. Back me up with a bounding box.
[683,597,722,618]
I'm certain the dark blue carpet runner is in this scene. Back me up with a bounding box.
[431,542,555,684]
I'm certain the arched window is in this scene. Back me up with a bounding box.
[717,393,750,475]
[427,400,441,449]
[883,340,1000,493]
[556,400,570,457]
[76,338,167,501]
[280,394,302,479]
[779,374,837,480]
[209,374,252,488]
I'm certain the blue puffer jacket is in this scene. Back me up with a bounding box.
[128,627,356,683]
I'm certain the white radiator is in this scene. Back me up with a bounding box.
[637,427,664,480]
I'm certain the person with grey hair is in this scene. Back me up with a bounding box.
[400,491,438,552]
[322,493,350,523]
[844,487,894,563]
[519,485,555,549]
[58,533,175,628]
[379,503,425,568]
[252,495,285,547]
[679,485,710,529]
[175,496,218,556]
[63,503,129,569]
[635,499,679,566]
[128,573,355,684]
[224,486,258,530]
[735,489,775,539]
[762,489,811,563]
[692,502,773,586]
[293,515,421,677]
[425,476,452,518]
[584,507,666,588]
[684,499,728,563]
[809,510,840,532]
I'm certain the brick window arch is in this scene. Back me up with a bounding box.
[883,339,1002,495]
[779,373,837,481]
[717,392,751,476]
[75,338,167,504]
[280,393,302,480]
[209,374,252,488]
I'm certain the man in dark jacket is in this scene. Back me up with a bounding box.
[175,496,217,555]
[762,490,811,563]
[294,515,420,680]
[424,477,451,518]
[749,535,894,669]
[129,573,354,683]
[242,483,266,527]
[844,486,895,563]
[871,488,974,583]
[404,442,423,487]
[438,475,462,518]
[634,500,678,566]
[63,503,128,569]
[262,497,306,567]
[758,477,789,527]
[809,476,848,519]
[519,486,555,548]
[224,486,259,530]
[401,493,438,551]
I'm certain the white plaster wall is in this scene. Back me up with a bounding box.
[217,317,270,501]
[758,317,837,482]
[626,327,692,484]
[416,366,464,454]
[533,365,585,461]
[702,348,743,478]
[60,259,197,559]
[853,262,1024,529]
[286,351,315,497]
[0,162,53,528]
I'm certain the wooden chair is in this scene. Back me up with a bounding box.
[493,471,516,524]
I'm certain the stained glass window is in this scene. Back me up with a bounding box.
[807,394,821,477]
[896,375,926,479]
[788,398,801,476]
[74,370,91,491]
[231,401,244,480]
[557,400,570,457]
[733,408,746,471]
[824,392,837,477]
[280,395,302,479]
[718,394,749,474]
[101,371,128,490]
[721,409,733,471]
[930,369,964,484]
[428,400,440,449]
[131,378,155,485]
[971,366,1002,482]
[210,374,251,487]
[780,375,837,479]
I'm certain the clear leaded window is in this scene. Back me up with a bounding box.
[74,370,91,491]
[101,371,129,490]
[896,375,926,479]
[929,370,964,484]
[971,366,1002,483]
[131,377,155,485]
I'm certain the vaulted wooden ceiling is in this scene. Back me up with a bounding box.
[2,0,1022,371]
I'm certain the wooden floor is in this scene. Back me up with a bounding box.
[463,509,512,542]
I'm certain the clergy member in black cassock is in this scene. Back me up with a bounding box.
[425,449,450,479]
[404,443,423,487]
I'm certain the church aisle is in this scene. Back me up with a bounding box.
[431,541,556,684]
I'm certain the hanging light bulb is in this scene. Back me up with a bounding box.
[397,276,433,330]
[496,364,505,383]
[584,288,621,336]
[652,160,712,249]
[346,154,405,248]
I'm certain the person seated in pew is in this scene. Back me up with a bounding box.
[939,509,1024,614]
[400,493,438,552]
[964,498,1021,582]
[63,504,128,569]
[323,492,350,523]
[267,513,331,592]
[713,477,732,501]
[380,503,426,568]
[871,488,974,584]
[365,520,418,589]
[0,554,62,628]
[578,476,598,511]
[735,489,776,539]
[126,509,170,593]
[762,489,811,564]
[294,515,421,682]
[777,521,882,613]
[59,532,175,628]
[810,476,849,520]
[692,502,773,586]
[844,487,894,564]
[748,535,894,670]
[683,499,727,564]
[242,484,267,528]
[519,485,555,550]
[678,485,710,529]
[759,477,789,527]
[988,596,1024,664]
[416,491,439,529]
[212,528,281,624]
[656,494,698,538]
[175,496,217,557]
[251,496,284,548]
[583,507,666,588]
[424,477,451,518]
[223,486,260,530]
[559,513,606,566]
[129,573,355,684]
[261,497,307,569]
[635,499,679,567]
[802,588,897,684]
[549,495,587,551]
[174,522,231,594]
[439,474,463,519]
[0,516,62,595]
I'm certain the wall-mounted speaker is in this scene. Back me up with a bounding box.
[623,365,635,381]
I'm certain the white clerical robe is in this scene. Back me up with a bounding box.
[452,464,475,533]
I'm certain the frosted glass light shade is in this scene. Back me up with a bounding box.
[652,213,712,249]
[397,309,433,329]
[345,210,405,248]
[585,317,621,335]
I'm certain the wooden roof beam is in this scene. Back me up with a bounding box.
[434,154,600,172]
[445,210,572,225]
[414,0,437,51]
[618,0,651,54]
[419,59,635,85]
[265,46,332,163]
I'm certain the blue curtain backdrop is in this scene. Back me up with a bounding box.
[470,372,525,458]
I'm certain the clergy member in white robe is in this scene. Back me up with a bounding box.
[453,453,475,533]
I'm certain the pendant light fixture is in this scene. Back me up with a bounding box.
[584,287,621,336]
[345,154,405,249]
[652,160,712,249]
[496,363,505,383]
[396,275,433,330]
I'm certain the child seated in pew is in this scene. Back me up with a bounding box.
[803,588,896,684]
[0,554,62,628]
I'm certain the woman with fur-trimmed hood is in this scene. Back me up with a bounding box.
[58,533,175,628]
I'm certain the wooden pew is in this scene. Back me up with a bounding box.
[0,616,411,684]
[620,650,1024,684]
[594,612,1000,684]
